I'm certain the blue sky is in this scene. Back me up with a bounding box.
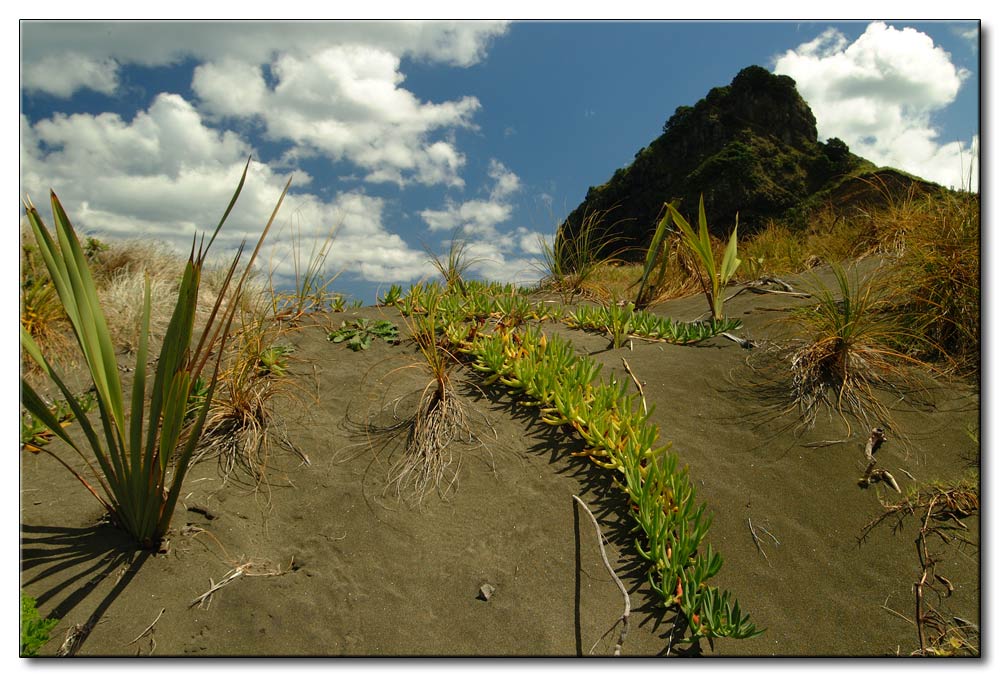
[19,19,981,304]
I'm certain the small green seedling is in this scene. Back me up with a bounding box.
[378,284,404,307]
[328,318,400,351]
[20,593,58,657]
[257,344,295,377]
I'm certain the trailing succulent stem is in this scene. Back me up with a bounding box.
[464,324,761,643]
[565,303,741,346]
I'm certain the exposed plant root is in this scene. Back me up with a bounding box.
[387,381,478,504]
[197,402,308,493]
[859,477,979,655]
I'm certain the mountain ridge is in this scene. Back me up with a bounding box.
[558,65,941,261]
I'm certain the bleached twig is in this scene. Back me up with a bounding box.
[573,495,630,656]
[620,357,647,415]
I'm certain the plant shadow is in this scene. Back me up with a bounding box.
[466,377,706,656]
[20,521,150,655]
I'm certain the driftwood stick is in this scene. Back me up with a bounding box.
[747,517,771,566]
[572,495,630,656]
[128,608,165,645]
[722,277,810,303]
[865,427,886,460]
[720,332,755,349]
[620,358,647,415]
[858,428,899,491]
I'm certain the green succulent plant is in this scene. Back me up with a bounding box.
[328,318,400,351]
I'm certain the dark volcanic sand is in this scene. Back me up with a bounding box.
[18,264,980,657]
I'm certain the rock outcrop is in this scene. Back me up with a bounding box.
[557,65,936,261]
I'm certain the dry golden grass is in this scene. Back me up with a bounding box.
[385,301,479,504]
[195,294,309,492]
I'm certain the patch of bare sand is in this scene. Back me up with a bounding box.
[20,276,979,656]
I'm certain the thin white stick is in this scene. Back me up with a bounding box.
[573,494,630,656]
[620,358,647,415]
[128,608,165,645]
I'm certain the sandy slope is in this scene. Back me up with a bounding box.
[19,267,979,657]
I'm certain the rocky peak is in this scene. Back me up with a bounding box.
[559,66,876,261]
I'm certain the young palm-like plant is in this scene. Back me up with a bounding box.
[666,196,741,322]
[633,204,674,310]
[19,159,288,550]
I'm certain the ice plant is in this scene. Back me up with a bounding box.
[19,159,288,550]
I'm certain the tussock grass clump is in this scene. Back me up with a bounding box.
[198,297,308,489]
[738,221,808,280]
[427,236,480,297]
[877,192,979,372]
[268,220,342,322]
[788,263,924,433]
[539,206,628,302]
[387,297,478,504]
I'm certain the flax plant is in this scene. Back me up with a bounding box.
[666,196,741,322]
[19,159,288,549]
[633,205,674,310]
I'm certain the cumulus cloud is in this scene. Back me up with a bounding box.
[20,21,509,85]
[21,52,120,97]
[419,159,521,237]
[21,21,507,188]
[19,21,520,289]
[192,44,481,187]
[773,21,977,189]
[487,158,521,200]
[19,95,432,286]
[417,160,545,286]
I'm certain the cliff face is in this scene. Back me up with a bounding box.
[559,65,882,260]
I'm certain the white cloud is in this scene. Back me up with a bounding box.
[421,200,512,235]
[774,21,977,189]
[21,52,119,97]
[488,159,521,200]
[955,24,980,48]
[20,21,509,86]
[19,95,432,286]
[417,160,545,287]
[193,44,481,187]
[19,21,519,288]
[21,21,507,188]
[515,226,548,256]
[419,158,522,237]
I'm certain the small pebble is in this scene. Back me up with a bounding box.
[477,583,496,601]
